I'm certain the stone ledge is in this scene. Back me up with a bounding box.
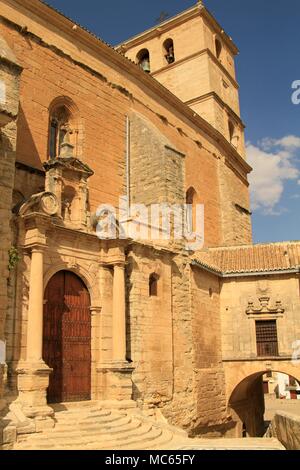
[272,411,300,450]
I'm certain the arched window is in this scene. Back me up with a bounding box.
[228,120,235,143]
[186,187,197,233]
[163,38,175,64]
[137,49,151,73]
[48,97,79,160]
[49,105,71,159]
[149,273,159,297]
[228,120,239,149]
[215,38,222,60]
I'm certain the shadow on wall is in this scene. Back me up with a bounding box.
[16,105,42,169]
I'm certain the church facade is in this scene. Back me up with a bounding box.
[0,0,300,448]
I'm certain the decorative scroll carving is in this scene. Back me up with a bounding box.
[246,296,284,315]
[19,192,59,217]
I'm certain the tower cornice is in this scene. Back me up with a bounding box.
[116,3,238,55]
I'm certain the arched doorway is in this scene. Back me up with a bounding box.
[229,370,300,437]
[43,271,91,403]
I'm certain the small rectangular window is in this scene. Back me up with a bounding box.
[256,320,279,357]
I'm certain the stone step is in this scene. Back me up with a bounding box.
[16,421,155,449]
[54,413,126,428]
[52,416,134,434]
[16,423,164,450]
[128,430,175,451]
[56,422,153,446]
[22,419,144,444]
[52,409,111,420]
[96,427,164,450]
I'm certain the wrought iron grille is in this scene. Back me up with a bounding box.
[256,320,279,357]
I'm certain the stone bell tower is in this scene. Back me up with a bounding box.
[117,1,245,157]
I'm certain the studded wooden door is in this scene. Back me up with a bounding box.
[43,271,91,403]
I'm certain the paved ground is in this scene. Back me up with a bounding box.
[265,396,300,422]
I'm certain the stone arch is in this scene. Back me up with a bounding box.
[225,361,300,402]
[163,38,175,64]
[186,186,197,233]
[136,48,151,73]
[48,95,80,118]
[44,262,100,308]
[215,37,222,59]
[226,363,300,437]
[47,96,81,159]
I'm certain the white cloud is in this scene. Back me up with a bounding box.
[247,136,300,215]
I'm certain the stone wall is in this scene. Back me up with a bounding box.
[272,411,300,450]
[127,245,174,408]
[190,267,230,436]
[162,253,196,432]
[220,275,300,361]
[130,112,185,208]
[218,159,252,246]
[0,34,21,414]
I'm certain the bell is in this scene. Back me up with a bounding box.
[141,59,151,73]
[166,53,175,64]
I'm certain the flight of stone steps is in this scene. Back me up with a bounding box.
[13,403,285,451]
[14,405,180,450]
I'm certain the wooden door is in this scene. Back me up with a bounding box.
[43,271,91,403]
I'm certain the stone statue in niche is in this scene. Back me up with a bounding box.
[61,185,77,224]
[44,138,94,231]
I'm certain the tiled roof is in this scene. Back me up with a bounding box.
[194,242,300,275]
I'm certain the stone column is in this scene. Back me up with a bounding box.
[90,305,102,400]
[17,243,53,422]
[97,260,134,404]
[112,263,127,363]
[26,248,44,363]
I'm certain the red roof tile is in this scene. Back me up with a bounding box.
[194,242,300,275]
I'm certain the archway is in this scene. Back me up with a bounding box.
[43,270,91,403]
[229,370,300,438]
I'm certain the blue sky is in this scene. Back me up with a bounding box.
[45,0,300,244]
